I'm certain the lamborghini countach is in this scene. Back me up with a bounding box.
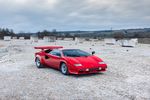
[34,46,107,75]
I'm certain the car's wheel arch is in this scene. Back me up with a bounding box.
[59,61,70,75]
[35,55,45,65]
[60,60,70,70]
[59,61,67,69]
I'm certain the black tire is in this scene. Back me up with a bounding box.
[60,63,69,75]
[35,57,44,68]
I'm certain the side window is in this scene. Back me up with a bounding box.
[45,49,52,53]
[49,49,61,57]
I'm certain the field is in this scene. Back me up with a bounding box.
[0,39,150,100]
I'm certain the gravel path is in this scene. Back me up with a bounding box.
[0,40,150,100]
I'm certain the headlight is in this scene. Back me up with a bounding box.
[74,64,82,67]
[99,61,105,64]
[99,67,102,70]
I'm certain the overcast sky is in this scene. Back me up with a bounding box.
[0,0,150,32]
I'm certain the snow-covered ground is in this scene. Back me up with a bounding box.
[0,39,150,100]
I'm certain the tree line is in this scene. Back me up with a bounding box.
[0,28,150,39]
[0,28,15,39]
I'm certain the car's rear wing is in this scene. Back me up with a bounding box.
[34,46,63,50]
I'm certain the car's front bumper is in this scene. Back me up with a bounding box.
[69,66,107,75]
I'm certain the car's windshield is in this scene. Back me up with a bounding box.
[62,49,91,57]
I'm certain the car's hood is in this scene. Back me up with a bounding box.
[65,55,104,68]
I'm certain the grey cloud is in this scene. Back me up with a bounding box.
[0,0,149,32]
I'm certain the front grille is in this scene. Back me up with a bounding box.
[89,68,99,71]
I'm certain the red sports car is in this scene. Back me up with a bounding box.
[34,46,107,75]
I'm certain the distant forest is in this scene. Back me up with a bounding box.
[0,28,15,39]
[0,28,150,39]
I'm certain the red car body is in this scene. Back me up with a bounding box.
[34,46,107,75]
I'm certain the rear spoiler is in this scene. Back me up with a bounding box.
[34,46,63,50]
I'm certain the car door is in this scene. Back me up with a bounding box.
[44,49,62,69]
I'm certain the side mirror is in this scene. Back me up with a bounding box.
[92,51,95,55]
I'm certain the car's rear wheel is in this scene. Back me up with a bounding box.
[60,63,69,75]
[35,57,44,68]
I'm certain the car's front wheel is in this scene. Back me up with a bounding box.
[60,63,69,75]
[35,57,44,68]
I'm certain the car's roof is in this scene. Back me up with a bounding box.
[61,48,80,50]
[58,48,80,51]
